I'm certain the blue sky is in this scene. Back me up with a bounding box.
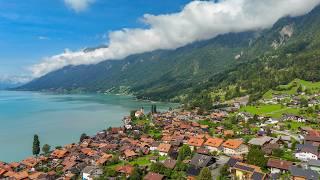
[0,0,191,78]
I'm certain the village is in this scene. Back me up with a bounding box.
[0,81,320,180]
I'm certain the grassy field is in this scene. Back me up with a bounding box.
[240,104,300,118]
[263,79,320,99]
[284,121,306,131]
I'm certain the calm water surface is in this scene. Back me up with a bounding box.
[0,91,176,162]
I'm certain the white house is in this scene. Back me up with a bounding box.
[150,142,160,151]
[295,144,319,162]
[267,158,293,174]
[204,137,224,152]
[222,139,248,156]
[82,166,103,180]
[295,151,318,161]
[157,143,171,156]
[265,118,279,125]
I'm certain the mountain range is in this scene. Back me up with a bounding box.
[19,5,320,107]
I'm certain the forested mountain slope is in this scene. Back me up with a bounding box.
[19,5,320,107]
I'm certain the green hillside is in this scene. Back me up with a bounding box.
[19,5,320,109]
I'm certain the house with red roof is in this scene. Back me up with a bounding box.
[204,137,224,152]
[222,139,248,156]
[187,137,204,150]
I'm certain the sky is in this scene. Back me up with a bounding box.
[1,0,320,83]
[0,0,191,82]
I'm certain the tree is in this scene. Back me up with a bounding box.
[219,165,230,178]
[300,97,308,107]
[130,110,137,120]
[104,168,117,177]
[272,148,284,157]
[80,133,88,143]
[150,163,171,176]
[198,167,212,180]
[306,107,314,114]
[42,144,51,155]
[291,141,298,151]
[234,85,241,97]
[265,127,272,136]
[297,85,303,93]
[214,95,221,102]
[170,171,185,180]
[129,165,143,180]
[247,146,267,168]
[151,105,157,114]
[32,134,40,156]
[177,145,192,161]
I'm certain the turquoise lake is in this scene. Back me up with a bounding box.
[0,91,176,162]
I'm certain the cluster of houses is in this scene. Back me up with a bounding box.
[261,91,320,109]
[1,105,320,180]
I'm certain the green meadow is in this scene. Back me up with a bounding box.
[240,104,300,118]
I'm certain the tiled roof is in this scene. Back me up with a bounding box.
[163,159,177,169]
[190,153,215,168]
[144,172,164,180]
[248,136,273,146]
[267,158,292,170]
[115,165,134,175]
[222,139,243,149]
[187,137,204,147]
[289,166,319,180]
[204,137,224,148]
[158,143,171,153]
[124,149,138,158]
[51,149,68,158]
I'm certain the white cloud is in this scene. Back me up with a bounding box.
[64,0,94,12]
[0,75,32,84]
[38,36,50,40]
[31,0,320,77]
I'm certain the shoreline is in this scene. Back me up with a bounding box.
[0,91,176,163]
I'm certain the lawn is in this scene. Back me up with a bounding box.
[241,104,300,118]
[284,121,306,131]
[298,79,320,89]
[128,156,152,166]
[263,79,320,99]
[282,150,299,162]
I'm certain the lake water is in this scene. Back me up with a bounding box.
[0,91,176,162]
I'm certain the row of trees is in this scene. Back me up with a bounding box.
[33,132,90,156]
[32,134,51,156]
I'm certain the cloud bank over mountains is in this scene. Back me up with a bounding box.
[0,75,32,84]
[31,0,320,77]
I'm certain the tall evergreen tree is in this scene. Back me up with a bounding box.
[153,105,157,113]
[32,134,40,156]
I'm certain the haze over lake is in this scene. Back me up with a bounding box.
[0,91,175,162]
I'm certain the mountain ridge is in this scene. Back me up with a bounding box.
[18,5,320,106]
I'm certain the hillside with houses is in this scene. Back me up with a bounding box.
[0,79,320,180]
